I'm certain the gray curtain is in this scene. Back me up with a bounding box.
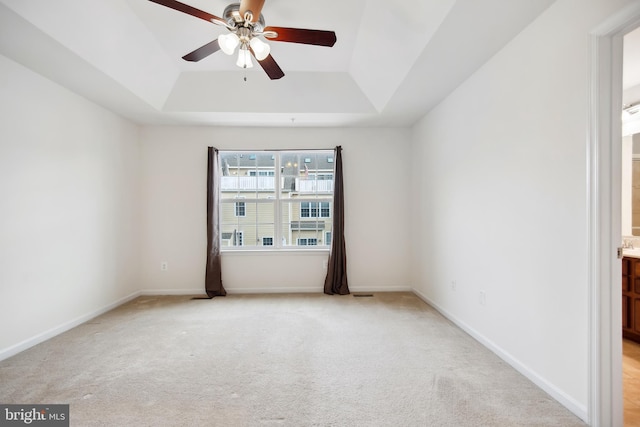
[324,146,349,295]
[205,147,226,298]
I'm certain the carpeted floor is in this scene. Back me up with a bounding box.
[0,292,585,426]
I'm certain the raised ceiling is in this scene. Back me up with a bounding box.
[0,0,559,127]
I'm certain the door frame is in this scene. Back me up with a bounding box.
[589,4,640,426]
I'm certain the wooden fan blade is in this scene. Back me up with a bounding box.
[240,0,265,23]
[182,39,221,62]
[252,51,284,80]
[264,26,336,47]
[148,0,223,24]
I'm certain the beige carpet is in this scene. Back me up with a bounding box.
[0,292,585,426]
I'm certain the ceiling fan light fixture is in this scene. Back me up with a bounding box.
[148,0,337,80]
[249,37,270,61]
[236,47,253,68]
[218,33,239,55]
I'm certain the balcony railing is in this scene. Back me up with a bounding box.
[221,176,275,190]
[221,176,334,193]
[295,178,334,193]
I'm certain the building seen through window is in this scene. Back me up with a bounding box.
[219,151,334,249]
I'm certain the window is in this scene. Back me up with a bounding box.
[308,173,333,181]
[220,150,334,250]
[301,202,330,218]
[235,201,246,217]
[298,238,318,246]
[248,170,275,177]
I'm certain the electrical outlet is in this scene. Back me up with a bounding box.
[323,260,328,270]
[451,280,457,291]
[161,262,168,271]
[479,291,486,306]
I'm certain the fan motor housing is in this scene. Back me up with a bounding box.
[223,3,265,32]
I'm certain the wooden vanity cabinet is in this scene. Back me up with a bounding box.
[623,257,640,342]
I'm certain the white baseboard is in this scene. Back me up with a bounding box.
[412,288,588,423]
[0,291,141,362]
[138,288,328,296]
[349,285,411,293]
[139,289,205,296]
[225,285,411,294]
[139,285,412,296]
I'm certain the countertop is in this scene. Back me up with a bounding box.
[624,248,640,259]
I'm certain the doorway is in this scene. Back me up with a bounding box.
[621,26,640,425]
[590,5,640,427]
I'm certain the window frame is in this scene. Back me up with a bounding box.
[219,150,334,252]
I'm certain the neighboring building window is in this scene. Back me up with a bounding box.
[235,201,246,217]
[301,202,330,218]
[248,170,275,176]
[307,173,333,181]
[325,231,332,246]
[298,238,318,246]
[321,203,330,218]
[220,150,334,250]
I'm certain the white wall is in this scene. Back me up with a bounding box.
[139,126,411,294]
[622,135,633,236]
[410,0,637,421]
[0,54,141,359]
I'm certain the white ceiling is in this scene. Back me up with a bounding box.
[0,0,582,127]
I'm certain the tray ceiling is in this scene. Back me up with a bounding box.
[0,0,559,127]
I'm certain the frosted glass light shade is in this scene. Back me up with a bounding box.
[236,49,253,68]
[218,33,239,55]
[249,37,270,61]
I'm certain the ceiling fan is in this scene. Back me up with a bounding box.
[148,0,337,80]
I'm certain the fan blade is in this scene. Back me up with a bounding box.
[264,26,336,47]
[182,39,221,62]
[148,0,224,24]
[240,0,265,23]
[252,51,284,80]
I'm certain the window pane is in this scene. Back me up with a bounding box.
[257,223,274,246]
[288,152,334,195]
[220,150,333,250]
[221,152,275,195]
[282,200,331,247]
